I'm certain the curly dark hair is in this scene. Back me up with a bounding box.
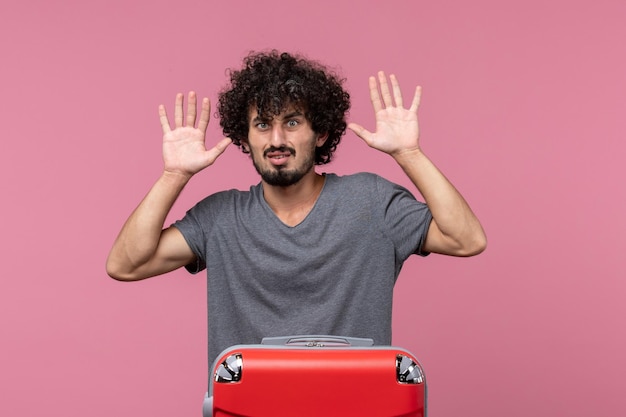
[217,50,350,165]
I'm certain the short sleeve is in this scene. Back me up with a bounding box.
[172,201,212,274]
[375,176,432,261]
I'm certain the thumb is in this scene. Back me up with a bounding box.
[347,122,372,142]
[205,137,232,164]
[215,137,233,152]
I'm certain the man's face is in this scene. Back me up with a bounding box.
[245,106,327,187]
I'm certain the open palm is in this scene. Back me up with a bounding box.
[348,72,422,156]
[159,92,231,178]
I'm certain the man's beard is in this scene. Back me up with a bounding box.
[251,145,316,187]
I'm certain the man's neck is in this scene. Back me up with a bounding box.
[262,171,326,227]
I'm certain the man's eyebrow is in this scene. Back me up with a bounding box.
[251,115,270,124]
[251,110,303,124]
[283,110,304,119]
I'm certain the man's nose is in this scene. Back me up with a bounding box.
[270,125,287,146]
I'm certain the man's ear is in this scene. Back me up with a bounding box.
[241,140,250,152]
[316,132,329,147]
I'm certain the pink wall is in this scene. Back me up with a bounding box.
[2,0,625,416]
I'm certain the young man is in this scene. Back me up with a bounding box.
[106,51,486,366]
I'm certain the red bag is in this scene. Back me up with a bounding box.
[203,335,427,417]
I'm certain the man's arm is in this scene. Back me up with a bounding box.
[106,92,231,281]
[348,72,486,256]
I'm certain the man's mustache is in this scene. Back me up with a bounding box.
[263,146,296,157]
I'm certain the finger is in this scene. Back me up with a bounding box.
[205,137,232,163]
[409,85,422,113]
[158,104,171,133]
[214,137,233,153]
[174,93,184,128]
[390,74,403,108]
[186,91,197,127]
[347,122,372,142]
[368,76,383,114]
[197,98,211,133]
[378,71,394,108]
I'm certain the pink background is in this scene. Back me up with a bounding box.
[1,0,625,416]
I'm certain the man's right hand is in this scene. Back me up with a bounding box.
[159,91,231,179]
[106,92,230,281]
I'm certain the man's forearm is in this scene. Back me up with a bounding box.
[106,171,190,278]
[393,148,486,256]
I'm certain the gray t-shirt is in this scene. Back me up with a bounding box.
[173,172,432,367]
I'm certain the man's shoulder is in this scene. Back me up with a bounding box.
[190,184,260,212]
[325,172,417,204]
[326,172,400,193]
[326,171,383,186]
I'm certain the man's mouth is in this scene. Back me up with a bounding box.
[264,147,295,165]
[268,153,290,159]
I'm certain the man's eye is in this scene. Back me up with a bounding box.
[257,123,269,129]
[287,120,299,127]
